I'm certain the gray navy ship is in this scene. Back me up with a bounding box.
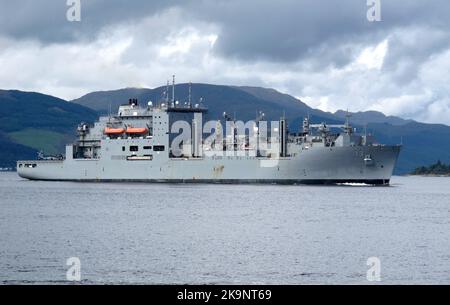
[17,81,401,185]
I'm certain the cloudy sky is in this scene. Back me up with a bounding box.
[1,0,450,124]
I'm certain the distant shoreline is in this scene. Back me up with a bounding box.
[409,161,450,177]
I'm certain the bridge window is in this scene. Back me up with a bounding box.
[143,146,152,150]
[153,145,165,151]
[130,146,139,152]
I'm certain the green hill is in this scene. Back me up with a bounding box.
[0,90,98,168]
[0,132,36,169]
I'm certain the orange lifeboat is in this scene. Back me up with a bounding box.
[126,127,148,134]
[104,127,125,135]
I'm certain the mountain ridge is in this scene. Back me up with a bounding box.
[334,109,414,126]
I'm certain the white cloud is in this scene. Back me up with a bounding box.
[354,39,388,70]
[1,6,450,126]
[289,33,450,125]
[371,93,432,117]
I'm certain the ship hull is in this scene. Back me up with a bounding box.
[17,145,401,185]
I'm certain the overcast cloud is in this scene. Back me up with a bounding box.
[1,0,450,124]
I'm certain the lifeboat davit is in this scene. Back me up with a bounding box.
[126,127,148,134]
[104,127,125,135]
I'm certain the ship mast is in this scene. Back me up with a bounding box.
[344,109,352,134]
[172,75,175,105]
[165,80,169,103]
[188,81,192,108]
